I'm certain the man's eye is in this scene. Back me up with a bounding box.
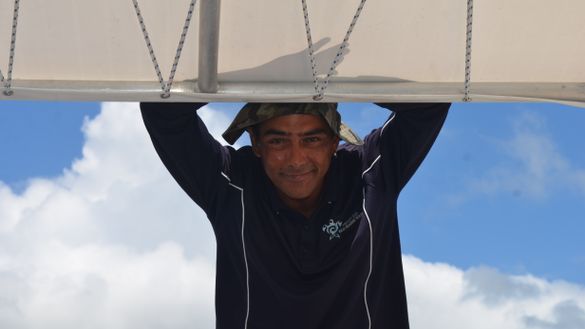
[304,136,321,144]
[267,138,286,145]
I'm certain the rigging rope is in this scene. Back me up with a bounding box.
[1,0,20,96]
[131,0,197,98]
[464,0,473,102]
[301,0,368,101]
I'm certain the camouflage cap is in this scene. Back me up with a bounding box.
[221,103,363,145]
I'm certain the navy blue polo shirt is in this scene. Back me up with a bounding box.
[141,102,449,329]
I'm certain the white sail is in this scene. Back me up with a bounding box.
[1,0,584,104]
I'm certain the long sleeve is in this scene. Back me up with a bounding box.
[367,103,450,193]
[140,102,233,217]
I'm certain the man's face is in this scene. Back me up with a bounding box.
[251,114,339,206]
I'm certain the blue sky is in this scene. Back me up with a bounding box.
[0,100,584,328]
[0,101,100,192]
[1,101,583,284]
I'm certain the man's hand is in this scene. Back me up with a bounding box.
[375,103,450,112]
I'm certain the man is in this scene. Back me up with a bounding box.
[141,102,449,329]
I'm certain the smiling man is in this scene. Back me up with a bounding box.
[247,112,340,218]
[140,102,449,329]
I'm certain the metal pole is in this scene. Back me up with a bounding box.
[198,0,221,93]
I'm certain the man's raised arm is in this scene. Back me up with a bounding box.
[140,102,231,215]
[373,103,450,192]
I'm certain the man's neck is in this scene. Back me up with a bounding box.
[278,191,321,219]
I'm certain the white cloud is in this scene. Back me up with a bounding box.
[405,256,585,329]
[460,112,585,200]
[575,170,585,197]
[1,103,584,329]
[0,241,215,329]
[0,102,223,329]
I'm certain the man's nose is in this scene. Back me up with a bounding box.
[287,142,308,166]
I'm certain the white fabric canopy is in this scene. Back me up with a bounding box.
[1,0,584,104]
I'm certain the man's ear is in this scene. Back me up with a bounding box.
[248,128,262,158]
[331,136,340,156]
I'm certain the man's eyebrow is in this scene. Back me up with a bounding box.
[262,129,289,136]
[300,128,329,136]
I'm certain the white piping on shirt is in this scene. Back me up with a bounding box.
[221,172,250,329]
[357,110,396,328]
[380,111,396,136]
[361,154,381,329]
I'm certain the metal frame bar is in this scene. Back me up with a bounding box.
[3,80,584,107]
[198,0,221,93]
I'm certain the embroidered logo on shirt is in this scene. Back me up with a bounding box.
[322,212,361,240]
[322,219,343,240]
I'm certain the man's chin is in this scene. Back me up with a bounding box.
[280,189,312,201]
[280,171,314,183]
[277,186,315,202]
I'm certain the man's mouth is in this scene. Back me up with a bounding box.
[281,170,314,182]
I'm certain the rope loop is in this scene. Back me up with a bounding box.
[131,0,197,98]
[1,0,20,96]
[463,0,474,102]
[301,0,368,101]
